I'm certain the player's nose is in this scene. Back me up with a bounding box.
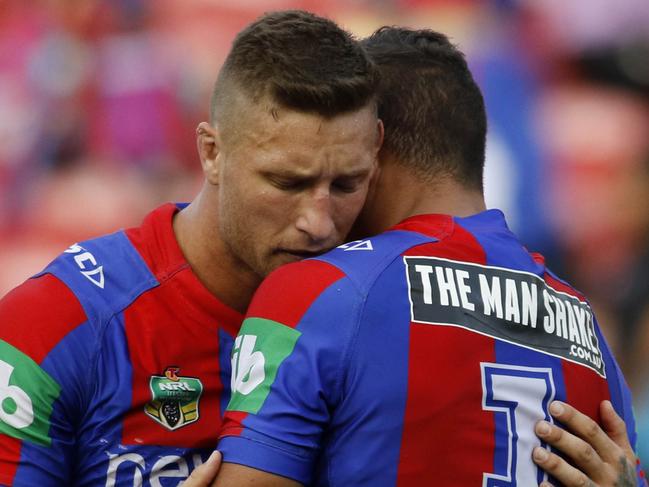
[295,192,336,244]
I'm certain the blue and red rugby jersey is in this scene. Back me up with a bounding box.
[219,209,644,486]
[0,203,242,486]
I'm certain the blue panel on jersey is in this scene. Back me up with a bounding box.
[222,258,413,486]
[315,257,413,486]
[40,231,158,327]
[218,328,235,416]
[40,320,97,417]
[13,321,97,486]
[455,210,545,277]
[73,313,135,482]
[13,315,141,486]
[316,230,434,294]
[222,278,361,483]
[457,212,566,486]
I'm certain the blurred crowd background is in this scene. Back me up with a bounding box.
[1,0,648,465]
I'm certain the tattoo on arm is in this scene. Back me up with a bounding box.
[617,456,637,487]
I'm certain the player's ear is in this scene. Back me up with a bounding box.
[196,122,221,185]
[372,118,385,176]
[375,118,385,154]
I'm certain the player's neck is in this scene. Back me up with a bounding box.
[408,177,486,220]
[173,188,261,313]
[358,160,486,236]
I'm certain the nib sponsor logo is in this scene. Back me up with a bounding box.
[227,318,301,414]
[0,361,34,430]
[231,335,265,396]
[0,340,60,446]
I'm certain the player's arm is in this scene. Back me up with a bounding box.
[533,400,647,487]
[0,275,89,486]
[214,462,301,486]
[183,454,301,487]
[214,260,355,485]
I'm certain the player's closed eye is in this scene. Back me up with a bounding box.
[332,178,362,193]
[268,176,309,192]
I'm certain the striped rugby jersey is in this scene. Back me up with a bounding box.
[219,209,644,486]
[0,204,242,486]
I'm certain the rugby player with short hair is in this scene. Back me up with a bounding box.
[0,11,383,486]
[201,27,646,487]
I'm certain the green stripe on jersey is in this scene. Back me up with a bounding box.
[0,340,61,446]
[227,317,301,414]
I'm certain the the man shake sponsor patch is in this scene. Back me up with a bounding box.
[144,367,203,430]
[404,256,605,377]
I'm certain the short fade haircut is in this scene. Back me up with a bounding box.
[211,10,378,128]
[362,27,487,190]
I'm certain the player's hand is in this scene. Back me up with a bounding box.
[532,400,640,487]
[183,450,221,487]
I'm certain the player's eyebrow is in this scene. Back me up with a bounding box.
[262,166,372,180]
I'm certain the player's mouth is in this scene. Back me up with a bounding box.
[276,248,328,260]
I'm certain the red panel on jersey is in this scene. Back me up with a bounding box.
[0,437,21,486]
[530,252,546,265]
[397,326,496,485]
[220,411,248,438]
[125,203,242,337]
[403,221,487,265]
[246,260,345,328]
[546,268,607,422]
[124,203,184,282]
[544,272,586,302]
[398,221,494,484]
[392,213,454,242]
[121,269,230,448]
[561,360,609,425]
[0,274,86,364]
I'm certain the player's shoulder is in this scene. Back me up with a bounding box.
[542,265,587,302]
[314,229,437,293]
[1,273,85,322]
[39,230,159,325]
[247,230,437,324]
[0,273,87,364]
[256,229,435,294]
[247,258,347,327]
[526,251,588,303]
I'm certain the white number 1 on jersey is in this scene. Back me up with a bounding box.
[481,363,556,486]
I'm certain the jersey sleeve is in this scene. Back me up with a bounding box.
[0,274,93,486]
[217,259,360,485]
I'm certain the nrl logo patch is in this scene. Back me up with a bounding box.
[144,366,203,430]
